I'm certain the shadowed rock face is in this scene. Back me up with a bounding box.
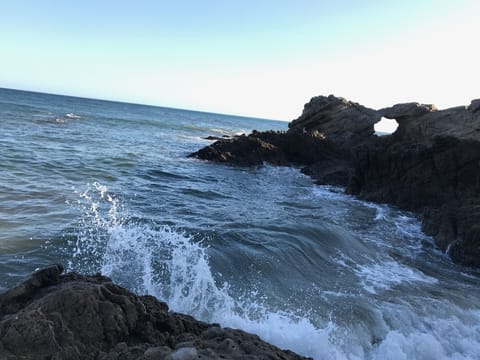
[348,102,480,267]
[190,95,480,268]
[347,136,480,266]
[379,100,480,144]
[0,265,309,360]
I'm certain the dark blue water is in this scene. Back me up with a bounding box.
[1,88,479,359]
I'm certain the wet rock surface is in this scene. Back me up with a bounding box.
[190,95,480,268]
[0,265,309,360]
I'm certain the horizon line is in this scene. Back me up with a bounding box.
[0,86,287,123]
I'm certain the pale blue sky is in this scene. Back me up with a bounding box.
[1,1,479,120]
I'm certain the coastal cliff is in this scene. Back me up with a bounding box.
[0,265,308,360]
[190,95,480,268]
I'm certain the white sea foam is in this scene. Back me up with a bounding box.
[99,222,349,359]
[312,185,347,200]
[65,113,82,119]
[66,182,480,360]
[370,309,480,360]
[68,182,349,359]
[355,260,438,294]
[360,201,388,221]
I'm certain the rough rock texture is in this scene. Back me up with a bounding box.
[379,100,480,144]
[378,102,437,120]
[191,130,350,173]
[190,95,480,268]
[348,135,480,267]
[288,95,379,146]
[0,265,309,360]
[192,132,289,166]
[348,103,480,266]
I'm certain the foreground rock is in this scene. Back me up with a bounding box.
[0,265,309,360]
[190,95,480,268]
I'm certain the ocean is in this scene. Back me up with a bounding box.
[1,87,479,359]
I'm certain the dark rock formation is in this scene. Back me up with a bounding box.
[190,95,480,268]
[349,102,480,267]
[288,95,379,146]
[194,132,289,166]
[378,102,437,120]
[379,100,480,144]
[191,130,350,174]
[0,265,309,360]
[204,135,232,141]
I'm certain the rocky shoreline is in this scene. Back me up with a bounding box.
[190,95,480,268]
[0,265,309,360]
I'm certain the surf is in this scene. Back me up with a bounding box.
[62,182,480,359]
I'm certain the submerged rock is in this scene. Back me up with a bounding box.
[190,95,480,268]
[0,266,309,360]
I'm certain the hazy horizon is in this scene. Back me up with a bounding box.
[1,1,479,120]
[0,86,283,122]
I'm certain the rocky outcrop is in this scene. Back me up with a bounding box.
[378,102,437,120]
[191,129,351,179]
[190,95,373,185]
[379,100,480,144]
[288,95,379,146]
[190,95,480,268]
[347,135,480,266]
[0,265,309,360]
[348,102,480,266]
[204,135,232,141]
[193,131,290,166]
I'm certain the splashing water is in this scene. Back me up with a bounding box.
[3,89,480,360]
[65,182,345,359]
[64,182,480,360]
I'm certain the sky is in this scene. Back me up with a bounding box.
[0,0,479,120]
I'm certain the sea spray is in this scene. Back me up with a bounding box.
[61,182,480,359]
[65,182,347,359]
[3,88,480,360]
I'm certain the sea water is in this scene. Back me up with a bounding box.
[1,88,479,359]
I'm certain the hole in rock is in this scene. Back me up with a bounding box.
[374,117,399,136]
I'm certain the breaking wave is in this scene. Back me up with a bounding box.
[63,182,480,359]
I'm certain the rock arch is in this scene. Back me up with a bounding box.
[374,117,399,135]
